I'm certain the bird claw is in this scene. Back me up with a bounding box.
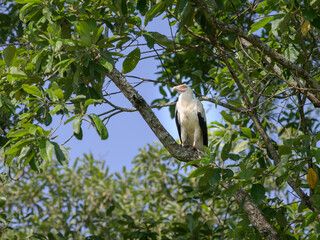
[181,143,199,151]
[193,145,200,152]
[181,143,192,149]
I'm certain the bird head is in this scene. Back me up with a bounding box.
[172,84,190,93]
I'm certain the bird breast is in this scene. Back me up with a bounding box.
[178,101,198,131]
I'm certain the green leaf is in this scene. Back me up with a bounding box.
[219,86,233,97]
[228,153,240,161]
[189,166,210,178]
[276,211,287,228]
[17,146,31,164]
[223,169,234,180]
[76,21,91,45]
[214,130,225,137]
[276,154,290,177]
[23,150,35,167]
[143,33,155,48]
[0,197,6,208]
[22,84,42,98]
[250,183,265,205]
[89,114,109,140]
[233,140,249,154]
[284,44,299,62]
[249,16,275,34]
[29,157,40,172]
[54,40,63,52]
[69,95,87,101]
[208,168,221,186]
[39,140,48,161]
[100,53,114,72]
[221,142,231,160]
[302,7,318,21]
[263,207,277,219]
[92,26,104,44]
[137,0,147,14]
[10,67,27,77]
[238,169,256,180]
[116,0,127,16]
[148,32,173,49]
[122,47,140,74]
[72,116,82,135]
[19,2,40,21]
[15,0,41,3]
[241,127,252,138]
[50,104,62,116]
[221,111,234,124]
[311,16,320,30]
[145,2,166,26]
[52,142,69,165]
[5,139,34,155]
[53,89,64,99]
[271,14,292,37]
[74,127,83,140]
[182,159,201,168]
[7,129,30,138]
[64,115,77,125]
[55,58,75,75]
[312,148,320,163]
[39,139,54,162]
[3,46,16,66]
[279,145,292,156]
[186,213,197,233]
[214,0,224,10]
[44,112,52,126]
[84,99,103,108]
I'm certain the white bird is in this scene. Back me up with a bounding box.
[173,84,208,151]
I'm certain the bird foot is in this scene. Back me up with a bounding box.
[181,143,199,151]
[192,143,201,152]
[181,143,192,149]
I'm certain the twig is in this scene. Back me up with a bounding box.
[62,134,74,145]
[0,42,28,47]
[50,115,64,138]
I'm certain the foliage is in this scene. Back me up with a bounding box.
[1,143,319,239]
[1,0,320,239]
[1,144,240,240]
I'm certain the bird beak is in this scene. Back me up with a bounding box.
[173,85,187,93]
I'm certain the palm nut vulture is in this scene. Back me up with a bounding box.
[173,84,208,151]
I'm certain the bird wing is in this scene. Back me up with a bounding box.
[196,100,208,147]
[175,109,182,143]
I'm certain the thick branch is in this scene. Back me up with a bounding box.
[224,182,281,240]
[221,49,318,212]
[190,0,319,215]
[106,68,200,162]
[106,68,281,240]
[249,111,317,212]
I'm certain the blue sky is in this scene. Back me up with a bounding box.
[53,16,222,173]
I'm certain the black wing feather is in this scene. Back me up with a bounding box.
[175,110,182,142]
[197,112,208,147]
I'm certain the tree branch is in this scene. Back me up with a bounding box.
[190,0,320,103]
[106,68,200,162]
[191,0,320,216]
[220,49,319,213]
[106,67,281,240]
[223,182,281,240]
